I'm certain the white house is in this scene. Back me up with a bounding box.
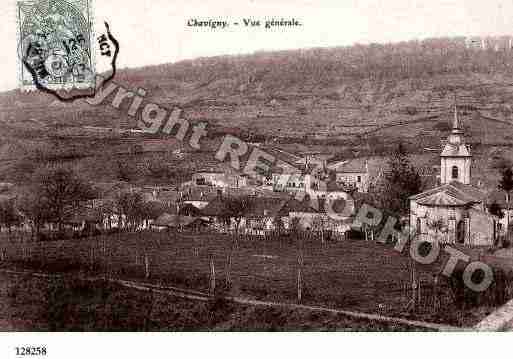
[327,158,370,193]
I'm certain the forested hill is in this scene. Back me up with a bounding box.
[3,36,513,146]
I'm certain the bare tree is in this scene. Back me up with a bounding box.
[115,191,147,232]
[221,195,251,288]
[18,190,51,241]
[32,165,95,237]
[0,199,21,241]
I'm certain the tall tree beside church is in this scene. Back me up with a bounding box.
[499,167,513,245]
[377,143,423,217]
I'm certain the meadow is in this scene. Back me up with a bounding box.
[0,231,504,327]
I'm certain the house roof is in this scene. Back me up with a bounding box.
[179,184,219,202]
[327,158,368,173]
[200,196,228,217]
[181,190,218,202]
[157,190,180,204]
[153,214,199,228]
[280,198,319,214]
[66,207,103,224]
[410,181,486,207]
[178,203,202,216]
[416,191,471,206]
[193,169,225,174]
[146,201,175,219]
[260,146,303,164]
[201,194,287,218]
[326,180,352,192]
[243,197,287,218]
[224,187,292,199]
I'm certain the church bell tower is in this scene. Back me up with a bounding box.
[440,105,472,185]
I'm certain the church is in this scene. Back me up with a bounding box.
[409,107,499,246]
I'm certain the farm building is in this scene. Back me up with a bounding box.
[327,158,370,193]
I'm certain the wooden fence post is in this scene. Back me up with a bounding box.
[433,274,440,312]
[144,253,150,279]
[411,263,418,310]
[297,256,303,303]
[226,252,232,287]
[39,241,43,268]
[89,245,94,271]
[103,239,109,279]
[418,278,422,309]
[210,257,216,296]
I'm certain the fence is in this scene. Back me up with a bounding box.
[0,230,504,326]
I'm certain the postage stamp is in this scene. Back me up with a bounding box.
[16,0,95,91]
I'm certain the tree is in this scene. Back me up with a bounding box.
[115,157,139,182]
[147,155,174,181]
[290,217,302,235]
[221,195,251,288]
[18,190,51,241]
[0,200,21,241]
[375,143,423,217]
[312,215,329,243]
[499,167,513,246]
[98,199,116,230]
[272,215,285,237]
[489,201,505,219]
[32,165,95,236]
[115,191,146,231]
[222,196,251,237]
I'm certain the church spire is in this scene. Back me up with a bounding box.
[453,104,459,130]
[451,97,463,136]
[440,98,472,185]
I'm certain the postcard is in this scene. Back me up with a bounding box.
[0,0,512,358]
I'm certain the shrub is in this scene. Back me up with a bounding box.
[432,121,450,131]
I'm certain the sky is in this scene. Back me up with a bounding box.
[1,0,513,92]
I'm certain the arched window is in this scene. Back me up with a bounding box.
[451,166,459,180]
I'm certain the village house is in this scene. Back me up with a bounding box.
[200,190,354,239]
[151,213,207,232]
[327,158,370,193]
[179,185,219,209]
[191,168,250,188]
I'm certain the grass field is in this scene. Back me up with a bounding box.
[0,232,503,327]
[0,272,433,331]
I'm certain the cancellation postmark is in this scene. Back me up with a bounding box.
[17,0,95,91]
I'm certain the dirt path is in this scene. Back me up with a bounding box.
[0,268,461,331]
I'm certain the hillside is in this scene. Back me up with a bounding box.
[3,36,513,182]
